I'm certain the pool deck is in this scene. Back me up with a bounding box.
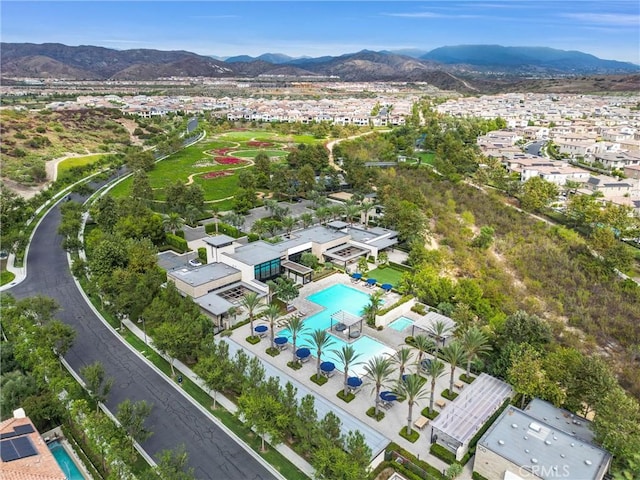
[239,273,465,473]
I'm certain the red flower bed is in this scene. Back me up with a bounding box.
[212,148,233,155]
[247,141,273,148]
[202,170,232,179]
[215,156,243,164]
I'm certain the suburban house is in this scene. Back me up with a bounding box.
[474,400,611,480]
[0,409,66,480]
[593,151,640,170]
[430,374,513,461]
[583,175,633,197]
[520,164,590,185]
[164,224,398,327]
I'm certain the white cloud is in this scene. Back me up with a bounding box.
[562,13,640,27]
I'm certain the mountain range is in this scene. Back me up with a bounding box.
[1,42,639,92]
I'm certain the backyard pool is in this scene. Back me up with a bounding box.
[279,284,395,375]
[49,440,85,480]
[388,316,414,332]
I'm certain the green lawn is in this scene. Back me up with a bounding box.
[417,152,435,165]
[57,154,107,175]
[1,270,15,286]
[220,130,279,141]
[366,266,405,287]
[291,134,318,144]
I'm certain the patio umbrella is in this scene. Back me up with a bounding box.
[352,273,362,280]
[366,278,377,286]
[380,391,398,402]
[320,361,336,374]
[347,377,363,388]
[296,347,311,360]
[254,325,268,334]
[381,283,393,292]
[274,337,288,346]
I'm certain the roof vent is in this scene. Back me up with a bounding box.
[529,422,542,432]
[498,440,505,446]
[571,443,575,447]
[524,436,529,440]
[561,454,566,458]
[545,440,552,445]
[585,460,592,466]
[511,423,518,429]
[525,449,530,454]
[531,458,538,464]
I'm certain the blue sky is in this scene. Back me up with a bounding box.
[2,1,639,63]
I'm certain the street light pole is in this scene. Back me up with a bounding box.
[138,317,147,345]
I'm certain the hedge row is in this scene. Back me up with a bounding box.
[204,221,243,238]
[166,233,188,253]
[379,294,413,316]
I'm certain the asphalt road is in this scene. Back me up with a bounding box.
[526,140,546,156]
[8,191,276,480]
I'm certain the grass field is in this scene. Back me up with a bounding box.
[365,265,405,286]
[57,154,107,175]
[219,130,278,141]
[1,270,15,286]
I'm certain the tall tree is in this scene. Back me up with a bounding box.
[285,316,308,364]
[309,329,336,379]
[392,346,414,383]
[427,319,453,355]
[363,355,395,417]
[423,358,446,412]
[441,341,467,394]
[240,292,263,338]
[412,334,435,365]
[80,361,114,413]
[332,345,363,397]
[263,303,283,351]
[117,399,153,454]
[460,326,491,378]
[395,374,429,437]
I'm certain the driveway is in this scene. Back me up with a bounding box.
[7,185,276,479]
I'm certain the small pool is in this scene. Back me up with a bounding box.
[388,316,414,332]
[49,441,86,480]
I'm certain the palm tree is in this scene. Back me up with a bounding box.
[309,329,335,379]
[162,212,184,235]
[363,356,395,417]
[281,216,297,236]
[460,326,491,378]
[441,341,467,394]
[423,358,446,413]
[332,345,363,397]
[225,306,239,330]
[343,203,361,226]
[412,334,436,364]
[263,303,282,350]
[361,290,384,327]
[428,319,453,355]
[285,316,308,364]
[392,347,414,382]
[210,205,220,234]
[315,206,331,225]
[360,200,375,229]
[240,292,262,338]
[395,374,429,436]
[300,212,314,229]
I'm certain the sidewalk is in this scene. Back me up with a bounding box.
[123,319,315,479]
[1,253,26,292]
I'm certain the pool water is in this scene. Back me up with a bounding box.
[49,441,86,480]
[280,284,395,375]
[388,316,414,331]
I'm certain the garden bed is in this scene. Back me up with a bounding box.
[202,170,233,179]
[214,156,244,164]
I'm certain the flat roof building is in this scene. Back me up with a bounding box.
[475,405,611,480]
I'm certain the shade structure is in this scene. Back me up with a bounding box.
[366,278,377,286]
[254,325,268,333]
[296,347,311,359]
[380,391,398,402]
[381,283,393,291]
[352,272,362,280]
[320,361,336,373]
[274,336,288,346]
[347,377,363,388]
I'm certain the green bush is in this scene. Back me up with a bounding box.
[310,374,328,386]
[389,261,413,272]
[266,347,280,357]
[166,233,188,253]
[472,472,490,480]
[205,221,243,238]
[430,443,456,464]
[174,230,185,239]
[399,426,420,443]
[246,335,261,345]
[379,294,413,316]
[287,361,302,370]
[366,407,385,421]
[441,389,459,401]
[411,303,427,315]
[460,374,476,384]
[337,390,355,403]
[198,247,207,263]
[385,442,445,479]
[420,407,439,420]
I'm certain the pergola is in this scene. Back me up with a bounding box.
[329,310,363,339]
[281,260,313,285]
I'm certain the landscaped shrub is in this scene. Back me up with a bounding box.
[336,390,355,403]
[430,443,457,464]
[287,361,302,370]
[166,233,188,253]
[366,407,385,421]
[379,295,412,316]
[310,374,328,386]
[198,247,207,263]
[385,442,445,479]
[399,426,419,443]
[420,407,439,420]
[441,389,459,401]
[411,303,427,315]
[472,472,489,480]
[246,335,260,345]
[266,347,280,357]
[460,373,476,384]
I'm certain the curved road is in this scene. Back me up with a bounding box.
[8,187,276,480]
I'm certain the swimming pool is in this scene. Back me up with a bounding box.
[279,284,395,375]
[388,316,414,332]
[49,440,86,480]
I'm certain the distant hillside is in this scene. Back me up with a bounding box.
[421,45,640,74]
